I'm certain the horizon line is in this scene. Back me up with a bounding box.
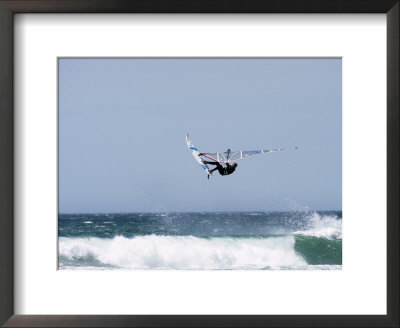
[59,209,342,215]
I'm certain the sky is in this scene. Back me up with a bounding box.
[58,58,341,213]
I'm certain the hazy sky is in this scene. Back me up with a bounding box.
[59,58,341,213]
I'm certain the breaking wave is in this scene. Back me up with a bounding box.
[59,235,309,270]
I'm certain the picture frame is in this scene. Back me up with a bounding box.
[0,0,398,327]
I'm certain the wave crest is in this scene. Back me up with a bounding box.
[59,235,307,270]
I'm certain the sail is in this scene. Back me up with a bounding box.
[200,147,298,164]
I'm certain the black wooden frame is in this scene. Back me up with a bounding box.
[0,1,398,327]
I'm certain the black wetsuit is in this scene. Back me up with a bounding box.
[204,161,236,176]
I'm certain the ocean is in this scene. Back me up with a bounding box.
[58,211,342,270]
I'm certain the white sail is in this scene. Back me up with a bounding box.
[200,147,298,164]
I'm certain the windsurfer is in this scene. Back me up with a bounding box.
[202,160,237,176]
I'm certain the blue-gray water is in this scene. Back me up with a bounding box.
[58,211,342,270]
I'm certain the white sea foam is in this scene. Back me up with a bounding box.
[293,212,342,239]
[59,235,307,270]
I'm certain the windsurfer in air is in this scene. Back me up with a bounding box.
[186,133,297,180]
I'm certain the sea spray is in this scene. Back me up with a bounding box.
[293,212,342,239]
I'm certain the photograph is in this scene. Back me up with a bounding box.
[58,58,342,270]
